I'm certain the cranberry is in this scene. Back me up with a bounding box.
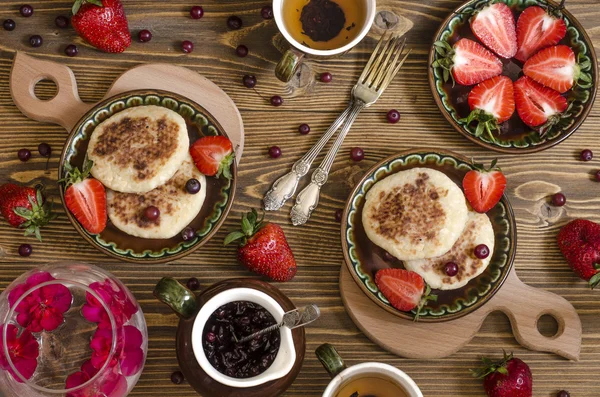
[181,227,196,241]
[268,146,281,158]
[38,143,51,157]
[261,5,273,19]
[227,15,242,30]
[580,149,593,161]
[474,244,490,259]
[320,72,333,83]
[206,332,216,343]
[3,19,16,31]
[20,5,33,17]
[444,262,458,277]
[270,95,283,107]
[65,44,78,57]
[185,178,201,194]
[557,391,570,397]
[144,206,160,221]
[18,244,32,257]
[595,170,600,182]
[18,149,31,162]
[170,371,184,384]
[182,40,194,53]
[55,15,69,28]
[236,44,248,57]
[186,277,200,291]
[298,123,310,135]
[335,209,343,222]
[29,35,43,48]
[387,109,401,124]
[350,147,364,161]
[138,29,152,42]
[552,192,566,207]
[382,251,395,262]
[190,6,204,19]
[242,75,256,88]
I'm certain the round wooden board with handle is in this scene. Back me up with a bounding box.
[9,52,245,164]
[340,264,582,360]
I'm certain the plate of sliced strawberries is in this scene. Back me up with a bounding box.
[429,0,597,153]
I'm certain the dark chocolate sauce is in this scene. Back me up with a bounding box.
[300,0,346,42]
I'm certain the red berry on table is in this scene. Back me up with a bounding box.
[462,159,506,213]
[170,371,185,384]
[557,391,570,397]
[270,95,283,107]
[471,351,532,397]
[182,40,194,53]
[558,219,600,288]
[470,2,517,59]
[350,147,364,161]
[138,29,152,42]
[29,35,43,48]
[444,262,458,277]
[55,15,69,28]
[268,146,281,158]
[464,76,515,141]
[144,206,160,221]
[186,277,200,291]
[242,75,256,88]
[0,183,54,241]
[298,123,310,135]
[387,109,400,124]
[189,136,234,179]
[375,269,436,319]
[552,192,566,207]
[595,170,600,182]
[4,19,16,31]
[474,244,490,259]
[236,44,248,57]
[63,161,107,234]
[334,209,342,222]
[261,5,273,19]
[524,45,579,93]
[227,15,242,30]
[513,76,567,130]
[224,209,297,282]
[18,244,32,257]
[190,6,204,19]
[18,149,31,162]
[435,38,502,86]
[515,6,566,62]
[38,143,51,157]
[71,0,131,53]
[320,72,333,83]
[65,44,78,57]
[181,227,195,241]
[581,149,593,161]
[20,5,33,17]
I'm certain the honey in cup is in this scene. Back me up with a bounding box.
[335,375,410,397]
[282,0,368,50]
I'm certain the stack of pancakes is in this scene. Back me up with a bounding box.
[362,168,494,290]
[87,105,207,239]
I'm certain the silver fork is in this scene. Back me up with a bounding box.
[289,33,411,225]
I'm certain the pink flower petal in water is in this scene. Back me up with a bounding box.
[90,328,117,370]
[39,307,64,332]
[65,371,90,389]
[66,366,127,397]
[103,371,128,397]
[120,347,143,377]
[0,324,39,383]
[82,279,138,328]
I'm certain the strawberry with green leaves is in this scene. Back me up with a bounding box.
[515,5,566,62]
[471,351,532,397]
[523,45,591,93]
[71,0,131,53]
[0,183,55,241]
[514,76,568,135]
[225,209,297,282]
[190,136,234,179]
[557,219,600,288]
[463,159,507,213]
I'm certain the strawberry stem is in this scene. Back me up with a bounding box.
[413,285,437,322]
[460,109,499,142]
[224,209,265,246]
[72,0,104,15]
[470,350,513,379]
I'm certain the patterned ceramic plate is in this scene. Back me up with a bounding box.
[429,0,597,153]
[342,149,517,322]
[59,90,236,263]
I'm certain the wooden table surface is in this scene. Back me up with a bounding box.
[0,1,599,396]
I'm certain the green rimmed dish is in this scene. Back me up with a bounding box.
[341,149,517,322]
[59,90,236,264]
[429,0,598,154]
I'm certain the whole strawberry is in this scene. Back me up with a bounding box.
[0,183,55,241]
[557,219,600,288]
[71,0,131,53]
[471,351,532,397]
[224,209,297,282]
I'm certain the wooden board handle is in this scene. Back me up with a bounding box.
[483,270,582,361]
[10,52,92,131]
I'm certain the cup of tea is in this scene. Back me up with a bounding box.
[316,343,423,397]
[273,0,377,82]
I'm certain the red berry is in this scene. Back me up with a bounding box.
[18,149,31,162]
[170,371,184,384]
[474,244,490,259]
[20,5,33,17]
[320,72,333,83]
[298,124,310,135]
[18,244,32,257]
[38,143,51,157]
[350,147,364,161]
[242,75,256,88]
[227,16,242,30]
[65,44,78,57]
[557,391,570,397]
[268,146,281,158]
[182,40,194,53]
[138,29,152,42]
[181,227,195,241]
[190,6,204,19]
[55,15,69,28]
[261,5,274,19]
[552,192,566,206]
[270,95,283,107]
[236,44,248,57]
[4,19,16,31]
[29,35,43,48]
[144,206,160,221]
[186,277,200,290]
[387,109,401,124]
[581,149,593,161]
[595,170,600,182]
[444,262,458,276]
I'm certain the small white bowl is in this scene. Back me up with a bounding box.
[191,288,296,388]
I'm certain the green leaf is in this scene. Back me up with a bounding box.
[247,209,257,226]
[434,46,446,56]
[443,69,449,83]
[475,122,485,137]
[241,215,253,236]
[34,227,42,242]
[224,231,245,246]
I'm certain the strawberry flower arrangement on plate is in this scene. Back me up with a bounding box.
[430,0,597,153]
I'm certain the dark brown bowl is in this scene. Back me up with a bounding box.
[428,0,598,154]
[59,90,236,264]
[341,149,517,322]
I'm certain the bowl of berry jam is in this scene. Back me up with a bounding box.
[154,277,305,397]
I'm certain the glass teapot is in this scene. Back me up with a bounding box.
[0,263,147,397]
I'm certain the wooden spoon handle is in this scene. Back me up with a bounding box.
[10,52,92,131]
[484,270,582,361]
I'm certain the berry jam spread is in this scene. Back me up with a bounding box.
[202,301,280,378]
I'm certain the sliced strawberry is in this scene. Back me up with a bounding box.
[432,38,503,86]
[65,179,107,234]
[523,45,580,93]
[190,136,234,179]
[461,76,515,141]
[375,269,436,320]
[514,76,568,133]
[471,3,517,59]
[463,160,507,213]
[515,6,566,62]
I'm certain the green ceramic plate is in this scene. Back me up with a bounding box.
[342,149,517,322]
[59,90,236,264]
[429,0,598,153]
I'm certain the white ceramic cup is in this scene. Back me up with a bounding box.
[272,0,377,82]
[191,288,296,388]
[317,344,423,397]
